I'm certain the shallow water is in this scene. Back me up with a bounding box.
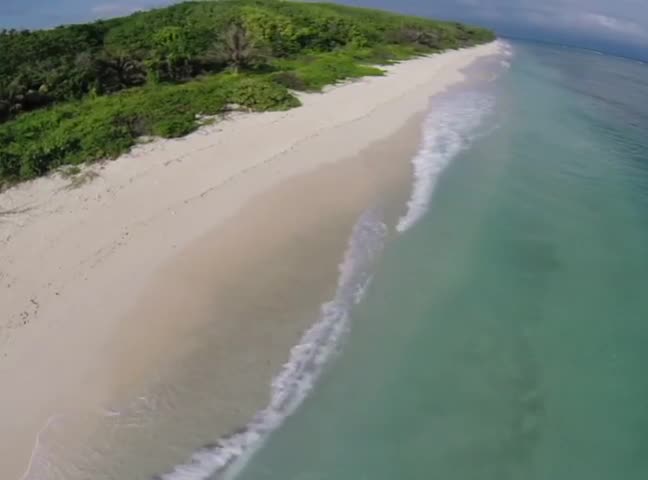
[232,41,648,480]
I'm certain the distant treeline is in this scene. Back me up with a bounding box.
[0,0,494,185]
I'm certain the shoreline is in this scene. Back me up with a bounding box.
[0,41,504,479]
[70,113,421,479]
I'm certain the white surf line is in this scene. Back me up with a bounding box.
[158,209,388,480]
[20,414,62,480]
[396,91,496,233]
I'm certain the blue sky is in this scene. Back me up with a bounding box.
[1,0,647,59]
[0,0,175,28]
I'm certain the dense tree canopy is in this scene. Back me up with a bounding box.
[0,0,495,185]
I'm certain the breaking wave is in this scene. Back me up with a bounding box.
[157,209,388,480]
[396,92,495,232]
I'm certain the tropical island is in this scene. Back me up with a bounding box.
[0,0,494,186]
[0,2,503,478]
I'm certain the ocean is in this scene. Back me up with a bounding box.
[223,40,648,479]
[25,40,648,479]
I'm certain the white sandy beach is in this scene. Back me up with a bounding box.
[0,41,502,479]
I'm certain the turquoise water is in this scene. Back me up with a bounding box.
[229,41,648,480]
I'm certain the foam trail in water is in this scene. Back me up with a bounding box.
[499,41,514,68]
[396,92,495,233]
[500,40,514,58]
[157,209,388,480]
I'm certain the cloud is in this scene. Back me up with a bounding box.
[510,7,648,40]
[577,13,647,38]
[427,0,648,46]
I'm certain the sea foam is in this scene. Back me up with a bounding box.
[396,92,495,233]
[157,209,388,480]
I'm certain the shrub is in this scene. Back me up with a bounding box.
[271,71,307,91]
[228,77,300,110]
[152,116,197,137]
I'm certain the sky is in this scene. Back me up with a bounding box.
[336,0,648,59]
[1,0,647,60]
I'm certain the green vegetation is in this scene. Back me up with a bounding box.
[0,0,495,186]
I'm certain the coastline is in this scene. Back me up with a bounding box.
[0,41,503,479]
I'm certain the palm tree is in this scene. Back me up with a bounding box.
[150,27,193,82]
[212,24,266,74]
[97,52,146,90]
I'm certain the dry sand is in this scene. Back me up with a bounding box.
[0,41,503,479]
